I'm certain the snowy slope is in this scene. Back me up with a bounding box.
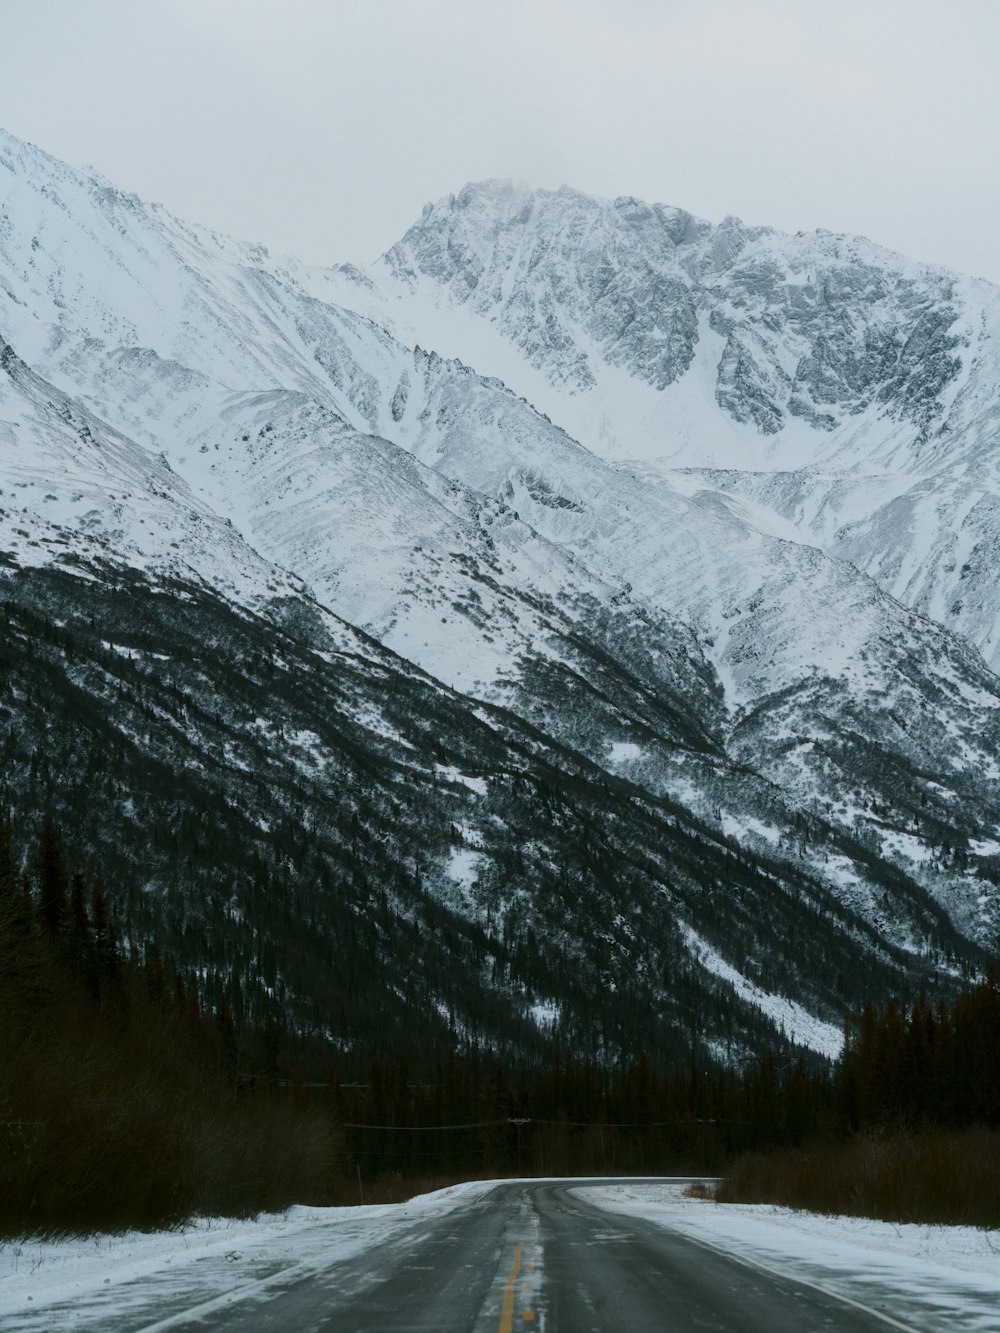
[0,338,310,611]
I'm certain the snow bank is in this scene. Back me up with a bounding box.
[579,1182,1000,1332]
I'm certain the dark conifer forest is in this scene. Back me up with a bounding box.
[3,808,999,1234]
[719,980,1000,1227]
[2,562,998,1232]
[0,811,815,1233]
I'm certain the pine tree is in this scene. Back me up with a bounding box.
[90,875,117,981]
[0,821,33,964]
[69,871,91,945]
[0,821,17,907]
[37,817,68,936]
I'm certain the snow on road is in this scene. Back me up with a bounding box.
[0,1182,497,1330]
[3,1179,999,1330]
[579,1182,1000,1332]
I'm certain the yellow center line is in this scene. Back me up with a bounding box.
[498,1241,525,1333]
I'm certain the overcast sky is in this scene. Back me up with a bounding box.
[4,0,1000,281]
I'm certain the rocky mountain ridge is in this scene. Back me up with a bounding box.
[359,179,1000,677]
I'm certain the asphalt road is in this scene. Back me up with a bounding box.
[91,1178,918,1333]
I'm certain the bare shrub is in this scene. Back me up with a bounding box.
[718,1129,1000,1227]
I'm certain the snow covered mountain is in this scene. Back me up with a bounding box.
[2,129,999,1062]
[359,179,1000,676]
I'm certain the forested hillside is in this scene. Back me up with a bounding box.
[2,562,978,1074]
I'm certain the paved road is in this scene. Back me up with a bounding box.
[19,1180,925,1332]
[529,1183,908,1333]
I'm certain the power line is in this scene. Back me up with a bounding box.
[344,1117,514,1131]
[344,1115,750,1131]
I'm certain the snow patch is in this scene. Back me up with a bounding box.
[720,813,780,846]
[435,764,488,796]
[444,846,484,892]
[607,740,644,765]
[680,923,843,1058]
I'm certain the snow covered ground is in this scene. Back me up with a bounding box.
[3,1179,999,1330]
[580,1182,1000,1332]
[0,1182,497,1331]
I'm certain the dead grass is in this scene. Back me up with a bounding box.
[682,1181,717,1201]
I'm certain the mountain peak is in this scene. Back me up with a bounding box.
[406,177,711,240]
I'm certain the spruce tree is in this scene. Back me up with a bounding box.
[91,875,117,981]
[0,820,32,956]
[69,871,91,945]
[0,821,17,906]
[37,817,68,936]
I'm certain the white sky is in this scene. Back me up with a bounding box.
[3,0,1000,282]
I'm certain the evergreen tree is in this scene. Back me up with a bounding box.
[37,817,68,936]
[90,875,117,981]
[0,821,17,907]
[69,871,91,945]
[0,820,33,968]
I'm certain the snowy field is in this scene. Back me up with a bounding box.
[578,1182,1000,1332]
[2,1179,999,1330]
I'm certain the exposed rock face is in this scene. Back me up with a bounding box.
[384,181,966,435]
[385,184,707,393]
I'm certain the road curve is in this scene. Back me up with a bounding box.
[14,1180,927,1332]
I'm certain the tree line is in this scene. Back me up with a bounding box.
[0,814,833,1231]
[4,810,998,1234]
[718,977,1000,1226]
[0,818,344,1235]
[840,977,1000,1131]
